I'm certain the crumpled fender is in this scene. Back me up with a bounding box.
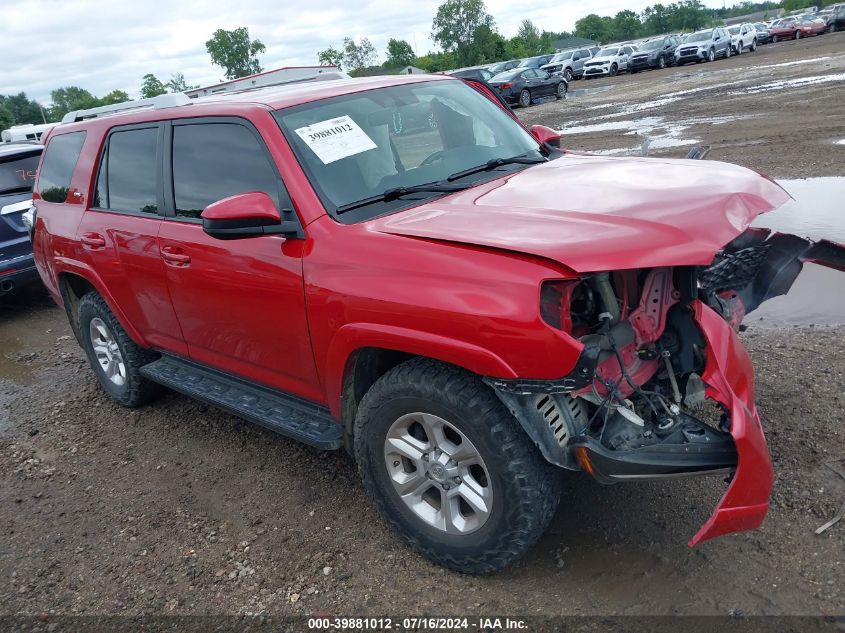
[689,300,774,546]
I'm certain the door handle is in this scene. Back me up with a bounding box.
[161,245,191,267]
[81,232,106,249]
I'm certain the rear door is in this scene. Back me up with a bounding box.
[75,123,186,354]
[157,117,322,402]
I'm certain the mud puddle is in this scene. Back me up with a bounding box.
[751,177,845,327]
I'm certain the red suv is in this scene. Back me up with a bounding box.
[31,76,843,573]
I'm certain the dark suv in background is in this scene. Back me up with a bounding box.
[1,142,42,295]
[629,35,682,71]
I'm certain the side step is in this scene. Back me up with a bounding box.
[140,356,343,450]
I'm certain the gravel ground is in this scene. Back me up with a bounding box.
[1,34,844,622]
[518,33,845,178]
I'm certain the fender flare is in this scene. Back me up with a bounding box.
[323,323,519,418]
[54,259,149,348]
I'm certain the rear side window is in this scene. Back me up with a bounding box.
[96,127,159,214]
[0,151,40,195]
[37,132,86,203]
[171,122,281,219]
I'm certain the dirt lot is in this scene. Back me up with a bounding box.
[519,33,845,178]
[2,34,844,623]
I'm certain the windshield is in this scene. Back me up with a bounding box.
[0,152,40,195]
[728,26,740,34]
[685,31,713,42]
[596,47,619,56]
[274,80,541,223]
[517,57,541,67]
[552,51,574,61]
[640,39,664,51]
[755,23,767,29]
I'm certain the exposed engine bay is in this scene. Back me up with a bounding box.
[489,227,845,515]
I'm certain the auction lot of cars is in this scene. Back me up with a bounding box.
[1,22,844,632]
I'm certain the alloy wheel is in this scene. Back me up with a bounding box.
[89,317,126,387]
[384,412,492,534]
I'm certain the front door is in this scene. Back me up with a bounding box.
[156,118,322,403]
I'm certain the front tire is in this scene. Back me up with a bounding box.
[518,89,531,108]
[78,292,161,407]
[564,68,573,82]
[772,34,780,43]
[708,48,716,62]
[795,30,802,39]
[658,56,667,69]
[353,359,561,574]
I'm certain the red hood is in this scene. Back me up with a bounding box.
[370,155,792,273]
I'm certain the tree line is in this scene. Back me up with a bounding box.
[0,0,825,130]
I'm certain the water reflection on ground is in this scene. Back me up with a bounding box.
[750,177,845,327]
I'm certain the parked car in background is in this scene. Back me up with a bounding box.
[447,67,493,82]
[727,23,759,53]
[828,6,845,31]
[488,68,567,107]
[629,35,681,71]
[0,143,42,295]
[582,45,636,78]
[1,123,57,144]
[516,54,554,70]
[769,17,800,41]
[487,59,520,74]
[675,28,732,65]
[753,23,771,44]
[540,48,592,81]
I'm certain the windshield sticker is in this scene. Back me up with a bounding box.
[294,115,377,164]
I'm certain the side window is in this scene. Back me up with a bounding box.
[37,131,86,203]
[96,126,159,214]
[171,122,282,220]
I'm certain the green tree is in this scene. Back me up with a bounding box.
[516,19,543,55]
[471,24,507,63]
[431,0,495,65]
[611,10,642,41]
[100,90,129,105]
[342,37,378,71]
[667,0,708,32]
[642,4,672,36]
[413,50,458,72]
[140,74,167,98]
[574,13,614,42]
[318,46,344,70]
[385,39,416,68]
[0,93,46,125]
[166,72,196,93]
[0,103,13,131]
[48,87,100,121]
[205,27,266,80]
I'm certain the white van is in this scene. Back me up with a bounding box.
[1,123,57,143]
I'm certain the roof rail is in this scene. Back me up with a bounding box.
[61,93,192,124]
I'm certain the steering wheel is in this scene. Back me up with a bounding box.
[420,150,445,166]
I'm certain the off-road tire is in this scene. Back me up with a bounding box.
[353,358,561,574]
[78,292,161,408]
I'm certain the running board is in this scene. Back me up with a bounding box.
[140,356,343,450]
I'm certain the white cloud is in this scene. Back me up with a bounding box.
[2,0,724,105]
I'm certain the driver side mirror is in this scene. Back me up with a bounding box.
[201,192,303,240]
[529,124,562,149]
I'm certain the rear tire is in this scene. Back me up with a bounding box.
[556,81,567,99]
[750,38,757,51]
[795,30,801,39]
[518,89,531,108]
[353,359,561,574]
[78,292,161,408]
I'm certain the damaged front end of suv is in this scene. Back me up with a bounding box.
[488,228,845,546]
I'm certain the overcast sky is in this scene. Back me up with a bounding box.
[2,0,726,105]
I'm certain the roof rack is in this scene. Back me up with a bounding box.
[61,93,191,124]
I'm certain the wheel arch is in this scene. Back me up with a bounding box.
[57,266,148,349]
[326,323,519,433]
